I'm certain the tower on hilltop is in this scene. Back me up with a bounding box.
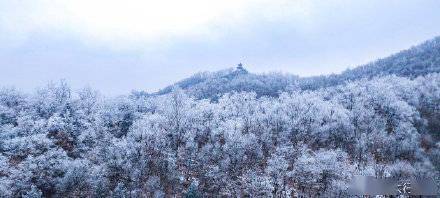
[237,63,245,71]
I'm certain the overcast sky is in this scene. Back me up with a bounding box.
[1,0,440,95]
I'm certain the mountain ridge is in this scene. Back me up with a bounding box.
[154,36,440,99]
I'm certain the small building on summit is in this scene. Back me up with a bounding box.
[235,63,248,74]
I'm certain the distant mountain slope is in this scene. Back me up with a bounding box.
[156,36,440,99]
[347,36,440,78]
[300,36,440,90]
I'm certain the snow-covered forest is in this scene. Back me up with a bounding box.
[1,38,440,197]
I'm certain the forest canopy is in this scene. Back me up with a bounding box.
[1,37,440,197]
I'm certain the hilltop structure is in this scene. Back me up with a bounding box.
[235,63,248,74]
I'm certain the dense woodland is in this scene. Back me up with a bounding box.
[1,37,440,197]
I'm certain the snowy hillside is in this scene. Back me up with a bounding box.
[0,37,439,197]
[158,37,440,99]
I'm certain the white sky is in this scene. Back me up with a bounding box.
[0,0,310,48]
[1,0,440,95]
